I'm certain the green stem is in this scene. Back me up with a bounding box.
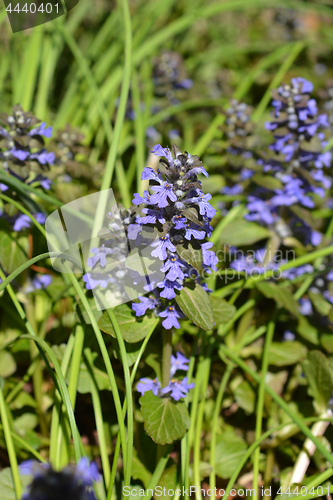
[209,363,234,497]
[0,383,22,500]
[162,329,172,389]
[253,319,275,500]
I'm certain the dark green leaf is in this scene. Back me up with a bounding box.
[0,468,30,500]
[177,245,202,271]
[0,231,29,273]
[215,432,247,479]
[234,381,255,414]
[210,295,236,325]
[219,219,271,246]
[321,334,333,353]
[308,292,332,317]
[98,303,157,343]
[176,284,214,330]
[256,281,299,316]
[253,174,282,191]
[140,391,191,444]
[268,342,307,366]
[302,350,332,413]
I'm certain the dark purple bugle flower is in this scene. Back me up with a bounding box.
[20,458,99,500]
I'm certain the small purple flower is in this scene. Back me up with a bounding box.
[29,122,53,138]
[137,208,166,225]
[32,150,55,165]
[150,181,177,208]
[245,197,275,225]
[151,235,177,260]
[132,295,160,317]
[10,148,29,161]
[151,144,173,165]
[157,278,182,299]
[161,377,195,401]
[132,190,151,205]
[221,184,244,195]
[141,167,163,183]
[159,305,183,329]
[161,255,186,281]
[137,377,161,396]
[283,331,296,341]
[185,192,216,219]
[13,214,31,231]
[299,297,313,316]
[87,246,114,268]
[0,183,9,191]
[170,352,190,377]
[201,242,218,272]
[184,223,206,241]
[82,273,111,290]
[75,457,100,485]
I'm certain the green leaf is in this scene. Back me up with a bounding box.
[219,219,271,246]
[201,175,225,194]
[321,334,333,353]
[77,361,112,394]
[210,295,235,325]
[297,317,319,345]
[98,303,157,343]
[234,381,255,414]
[111,339,143,367]
[268,342,307,366]
[256,281,299,316]
[140,391,191,444]
[215,432,247,479]
[253,174,282,191]
[157,465,178,499]
[302,350,333,414]
[177,245,203,271]
[176,284,214,331]
[183,207,203,226]
[0,351,16,378]
[308,292,333,317]
[131,452,152,488]
[0,231,29,274]
[0,468,30,500]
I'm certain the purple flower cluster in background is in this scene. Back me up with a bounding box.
[0,106,56,236]
[20,457,100,500]
[137,352,194,401]
[0,105,55,185]
[244,77,332,241]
